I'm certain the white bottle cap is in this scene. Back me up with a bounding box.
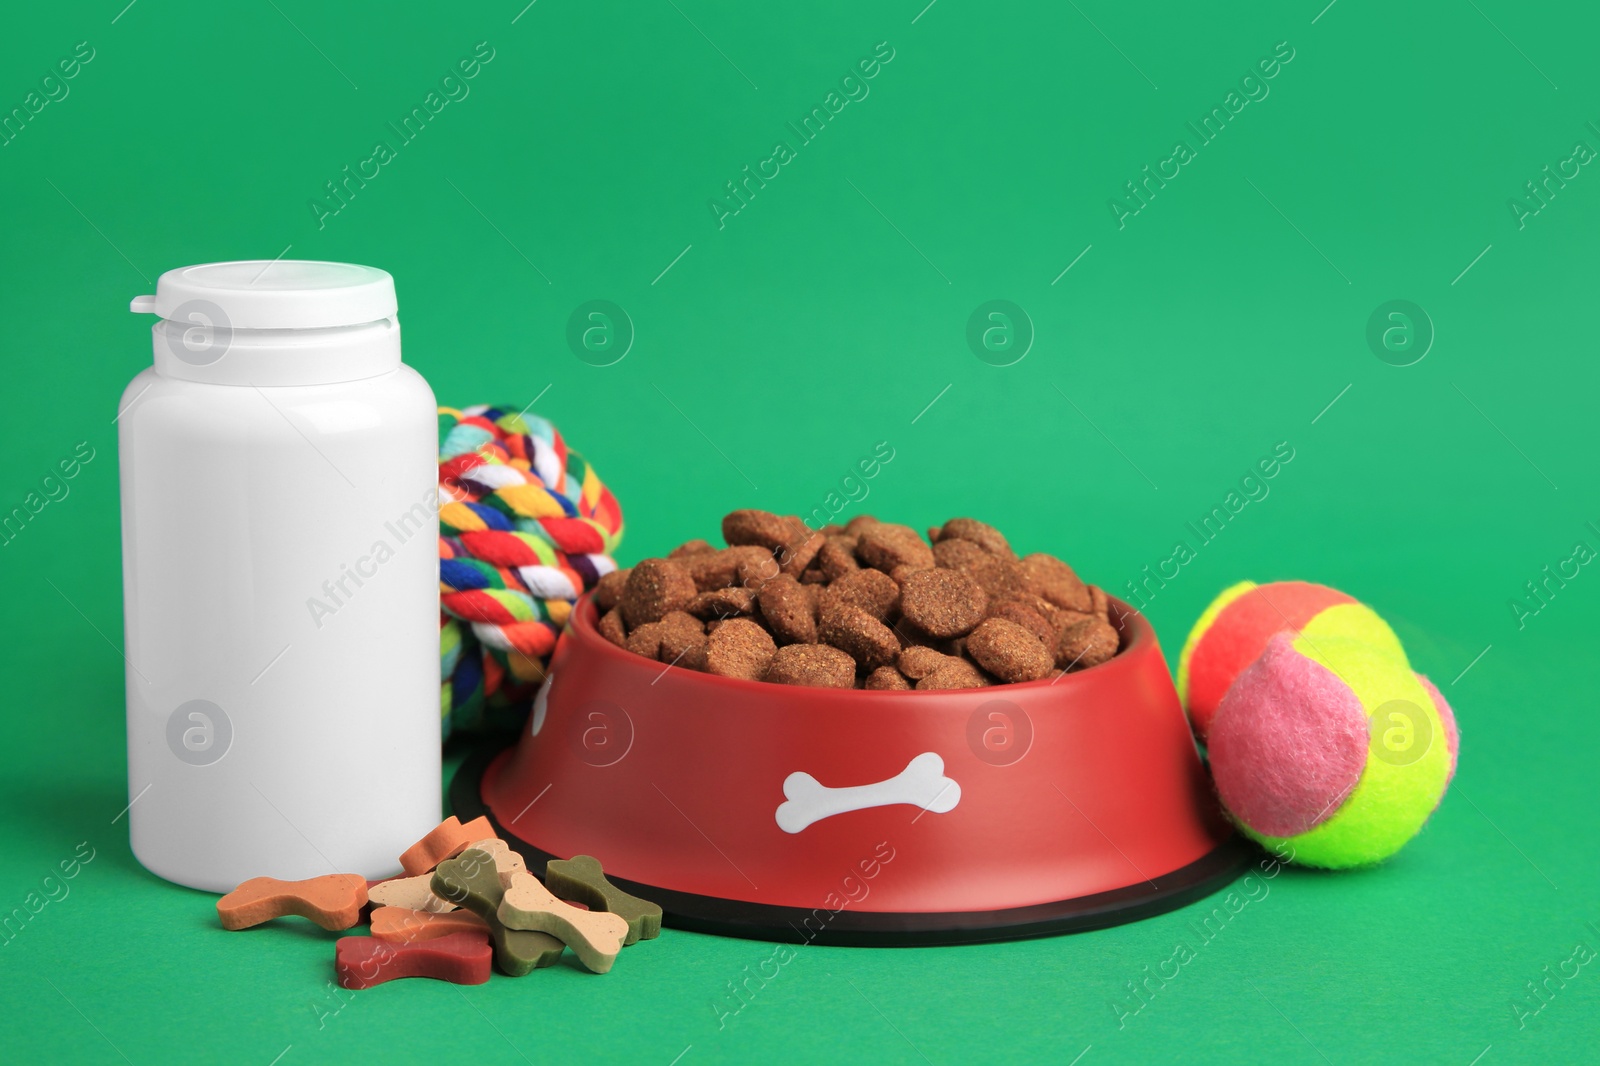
[130,260,397,329]
[129,260,403,386]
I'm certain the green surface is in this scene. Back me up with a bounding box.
[2,0,1597,1062]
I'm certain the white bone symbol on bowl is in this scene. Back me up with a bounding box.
[529,672,553,736]
[775,752,961,833]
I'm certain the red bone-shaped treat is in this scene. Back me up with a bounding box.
[334,931,492,989]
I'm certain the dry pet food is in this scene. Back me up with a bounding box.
[600,512,1121,688]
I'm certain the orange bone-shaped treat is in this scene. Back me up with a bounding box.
[497,870,629,974]
[217,874,368,931]
[369,906,491,944]
[335,931,492,989]
[398,816,495,876]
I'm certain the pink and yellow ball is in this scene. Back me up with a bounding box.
[1181,580,1462,868]
[1207,631,1459,868]
[1178,580,1406,742]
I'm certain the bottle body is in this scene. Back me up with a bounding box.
[119,350,440,891]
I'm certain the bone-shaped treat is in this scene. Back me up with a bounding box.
[335,931,492,989]
[398,815,495,876]
[368,873,457,914]
[544,854,663,945]
[775,751,961,834]
[498,870,629,974]
[463,837,527,888]
[217,874,368,931]
[432,850,563,977]
[369,906,491,944]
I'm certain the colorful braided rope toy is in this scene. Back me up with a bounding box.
[438,405,623,737]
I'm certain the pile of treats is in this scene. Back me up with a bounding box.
[215,816,661,988]
[595,512,1122,689]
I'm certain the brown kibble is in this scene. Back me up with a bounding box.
[889,563,932,584]
[901,629,965,654]
[625,622,664,660]
[864,666,912,690]
[1057,616,1119,671]
[757,574,818,644]
[678,642,709,671]
[916,658,991,690]
[931,537,987,570]
[979,559,1027,603]
[855,523,935,572]
[703,618,777,680]
[817,604,900,669]
[1048,608,1095,639]
[762,644,856,688]
[965,617,1054,683]
[777,530,825,576]
[668,539,717,559]
[989,600,1057,651]
[657,611,707,663]
[817,538,860,581]
[612,510,1102,689]
[723,510,806,551]
[686,586,758,620]
[935,539,1025,602]
[821,569,900,621]
[597,608,628,648]
[897,645,952,680]
[1001,594,1077,637]
[620,558,696,627]
[960,557,1024,605]
[1019,553,1091,612]
[683,546,774,592]
[594,569,630,612]
[899,569,988,638]
[736,550,782,591]
[931,518,1014,558]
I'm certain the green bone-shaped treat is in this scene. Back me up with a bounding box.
[543,855,663,946]
[433,849,563,975]
[498,871,628,974]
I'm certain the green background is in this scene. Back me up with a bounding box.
[2,0,1596,1062]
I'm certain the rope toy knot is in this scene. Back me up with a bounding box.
[438,404,623,736]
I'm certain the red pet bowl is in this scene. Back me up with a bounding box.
[451,595,1250,945]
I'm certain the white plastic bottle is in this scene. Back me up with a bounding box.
[120,261,440,893]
